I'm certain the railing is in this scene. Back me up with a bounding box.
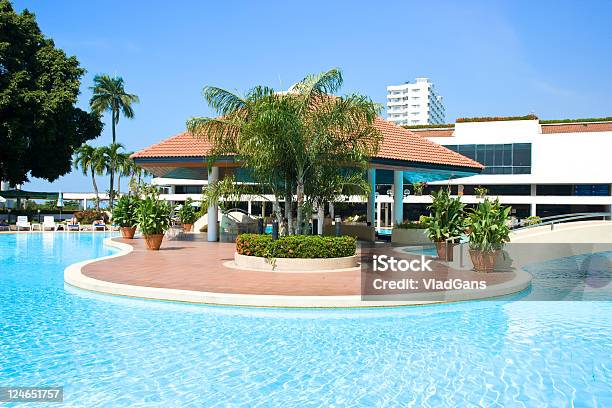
[511,212,611,232]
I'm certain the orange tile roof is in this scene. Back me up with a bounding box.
[541,122,612,134]
[372,118,481,169]
[132,117,483,170]
[410,128,455,138]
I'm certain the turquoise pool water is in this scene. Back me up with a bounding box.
[0,233,610,407]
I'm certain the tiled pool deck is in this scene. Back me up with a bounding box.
[64,236,532,307]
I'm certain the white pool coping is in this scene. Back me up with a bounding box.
[64,237,533,308]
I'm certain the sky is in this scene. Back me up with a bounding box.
[12,0,612,192]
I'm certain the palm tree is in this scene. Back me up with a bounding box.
[188,68,381,235]
[90,74,139,206]
[99,142,125,207]
[115,152,133,196]
[74,144,106,210]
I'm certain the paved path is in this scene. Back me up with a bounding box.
[82,237,517,297]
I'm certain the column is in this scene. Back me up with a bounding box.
[530,184,537,217]
[207,166,219,242]
[386,203,390,226]
[261,201,266,217]
[607,184,612,220]
[82,198,87,210]
[247,200,252,215]
[329,202,334,220]
[366,168,376,225]
[393,170,404,226]
[317,206,324,235]
[376,201,381,230]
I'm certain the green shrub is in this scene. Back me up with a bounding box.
[465,198,511,252]
[75,209,109,224]
[540,116,612,124]
[524,215,542,226]
[395,221,424,229]
[236,234,356,258]
[137,195,172,235]
[235,234,273,257]
[456,114,538,123]
[177,198,199,224]
[420,188,465,242]
[402,123,455,129]
[112,195,140,227]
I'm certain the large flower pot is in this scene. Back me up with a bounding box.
[435,241,454,261]
[469,249,499,272]
[183,223,193,233]
[120,226,137,239]
[143,233,165,250]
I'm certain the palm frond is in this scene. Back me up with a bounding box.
[202,86,246,116]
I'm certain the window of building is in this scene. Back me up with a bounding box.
[444,143,532,174]
[175,185,205,194]
[536,184,611,196]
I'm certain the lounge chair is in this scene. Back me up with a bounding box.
[92,221,107,231]
[0,220,9,231]
[66,222,81,231]
[66,218,80,231]
[42,216,58,231]
[16,216,31,231]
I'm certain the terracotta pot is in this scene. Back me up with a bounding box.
[435,241,455,261]
[183,223,193,232]
[469,249,499,272]
[143,233,164,250]
[120,226,137,239]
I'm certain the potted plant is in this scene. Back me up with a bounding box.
[136,194,172,250]
[412,182,426,196]
[177,198,198,232]
[474,186,488,198]
[465,198,511,272]
[420,188,465,261]
[112,195,140,238]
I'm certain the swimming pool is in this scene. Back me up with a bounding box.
[0,233,610,406]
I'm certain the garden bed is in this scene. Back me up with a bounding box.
[234,234,359,271]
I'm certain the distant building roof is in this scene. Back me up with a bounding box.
[410,128,455,138]
[541,122,612,134]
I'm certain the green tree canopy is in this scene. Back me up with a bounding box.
[188,68,382,235]
[0,1,102,185]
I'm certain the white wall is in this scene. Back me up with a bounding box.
[427,120,612,185]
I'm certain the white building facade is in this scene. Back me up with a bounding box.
[386,78,445,126]
[417,119,612,219]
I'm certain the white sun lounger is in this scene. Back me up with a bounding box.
[16,216,31,231]
[42,216,58,231]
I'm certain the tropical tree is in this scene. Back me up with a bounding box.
[0,1,102,185]
[73,144,105,210]
[89,75,139,144]
[187,68,382,235]
[90,75,139,205]
[99,142,125,207]
[115,151,134,196]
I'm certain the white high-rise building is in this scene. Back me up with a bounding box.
[386,78,445,126]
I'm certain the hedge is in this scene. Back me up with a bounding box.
[236,234,356,259]
[456,114,538,123]
[540,116,612,124]
[402,123,455,130]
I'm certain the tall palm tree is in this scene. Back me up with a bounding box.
[90,74,139,206]
[115,152,133,196]
[188,68,381,235]
[74,144,106,210]
[99,142,125,207]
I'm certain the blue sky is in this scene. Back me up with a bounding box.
[14,0,612,192]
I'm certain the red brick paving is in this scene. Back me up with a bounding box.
[81,237,516,297]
